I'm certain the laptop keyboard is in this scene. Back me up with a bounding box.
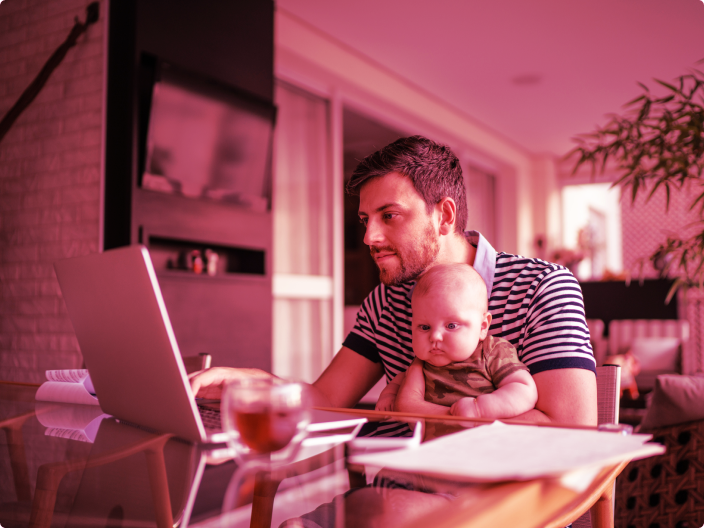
[197,404,222,431]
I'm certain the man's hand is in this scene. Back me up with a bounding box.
[375,391,396,412]
[188,367,272,399]
[375,372,405,411]
[510,369,597,426]
[395,358,425,410]
[449,397,480,418]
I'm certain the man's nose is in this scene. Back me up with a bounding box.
[363,217,384,247]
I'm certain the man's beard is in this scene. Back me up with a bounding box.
[371,223,439,286]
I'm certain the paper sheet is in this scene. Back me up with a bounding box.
[349,422,666,482]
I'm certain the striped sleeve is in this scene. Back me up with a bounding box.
[342,282,416,380]
[343,284,387,363]
[521,268,596,373]
[489,255,596,375]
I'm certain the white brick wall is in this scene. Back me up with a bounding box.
[621,182,704,374]
[621,181,700,280]
[0,0,104,383]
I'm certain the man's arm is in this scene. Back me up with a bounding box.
[510,368,597,426]
[189,346,383,408]
[450,369,537,419]
[312,346,384,408]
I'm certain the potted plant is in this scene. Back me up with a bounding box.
[568,66,704,300]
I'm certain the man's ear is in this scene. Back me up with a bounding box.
[436,197,457,236]
[479,312,492,340]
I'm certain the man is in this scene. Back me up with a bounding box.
[191,136,597,426]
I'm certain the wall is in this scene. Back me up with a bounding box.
[530,154,561,257]
[621,181,700,280]
[0,0,104,383]
[621,181,703,373]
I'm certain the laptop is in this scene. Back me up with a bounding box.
[54,245,365,444]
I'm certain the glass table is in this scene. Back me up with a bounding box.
[0,381,628,528]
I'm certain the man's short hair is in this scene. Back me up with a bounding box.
[346,136,468,234]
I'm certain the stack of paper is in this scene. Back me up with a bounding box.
[35,369,99,406]
[349,422,665,482]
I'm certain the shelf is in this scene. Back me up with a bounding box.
[155,269,269,283]
[147,235,266,277]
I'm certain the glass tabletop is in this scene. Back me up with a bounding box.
[0,382,625,528]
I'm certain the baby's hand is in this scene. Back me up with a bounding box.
[375,392,396,412]
[450,397,480,418]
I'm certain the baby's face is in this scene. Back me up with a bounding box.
[412,288,490,367]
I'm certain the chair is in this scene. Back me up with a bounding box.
[182,353,212,374]
[614,377,704,528]
[548,364,622,528]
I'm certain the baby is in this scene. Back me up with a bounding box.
[376,263,538,420]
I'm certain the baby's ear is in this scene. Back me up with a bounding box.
[479,312,492,340]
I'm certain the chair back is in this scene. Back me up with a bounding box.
[608,319,689,354]
[608,319,691,387]
[570,365,621,528]
[596,364,620,425]
[182,353,212,375]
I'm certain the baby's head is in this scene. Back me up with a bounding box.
[411,263,492,367]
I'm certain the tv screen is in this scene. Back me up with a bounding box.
[141,68,275,212]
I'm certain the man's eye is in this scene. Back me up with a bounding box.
[383,213,396,221]
[359,217,368,226]
[447,323,459,330]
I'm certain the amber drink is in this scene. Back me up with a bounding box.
[222,378,310,457]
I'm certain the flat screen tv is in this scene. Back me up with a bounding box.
[141,64,275,212]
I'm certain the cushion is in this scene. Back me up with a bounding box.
[629,337,680,372]
[639,374,704,431]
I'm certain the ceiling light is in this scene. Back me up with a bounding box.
[511,74,543,86]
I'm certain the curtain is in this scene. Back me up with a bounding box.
[272,82,334,383]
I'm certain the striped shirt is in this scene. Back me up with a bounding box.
[343,232,596,382]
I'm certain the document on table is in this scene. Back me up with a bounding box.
[349,422,666,482]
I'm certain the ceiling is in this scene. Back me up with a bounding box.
[277,0,704,156]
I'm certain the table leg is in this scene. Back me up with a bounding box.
[250,474,282,528]
[144,440,174,528]
[589,484,614,528]
[4,424,32,501]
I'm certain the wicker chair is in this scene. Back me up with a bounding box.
[615,418,704,528]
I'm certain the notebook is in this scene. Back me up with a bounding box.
[54,245,365,443]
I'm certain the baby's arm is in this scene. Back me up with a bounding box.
[375,372,404,411]
[450,370,538,419]
[395,358,451,416]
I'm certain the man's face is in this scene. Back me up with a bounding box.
[358,172,440,286]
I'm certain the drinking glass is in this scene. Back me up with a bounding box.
[221,377,311,462]
[220,378,312,515]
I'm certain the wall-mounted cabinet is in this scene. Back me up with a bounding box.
[104,0,275,371]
